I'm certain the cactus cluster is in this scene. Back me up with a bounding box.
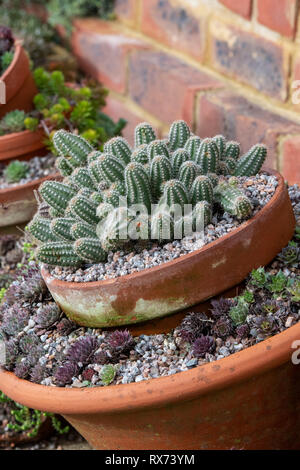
[28,121,267,267]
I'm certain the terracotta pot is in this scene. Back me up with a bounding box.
[42,169,295,328]
[0,173,60,228]
[0,43,37,119]
[0,129,46,164]
[1,322,300,450]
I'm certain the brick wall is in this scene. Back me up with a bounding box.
[71,0,300,183]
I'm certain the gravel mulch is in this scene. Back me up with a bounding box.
[49,173,278,283]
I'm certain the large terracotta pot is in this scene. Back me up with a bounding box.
[0,173,59,228]
[42,169,296,328]
[1,322,300,450]
[0,43,37,119]
[0,129,46,164]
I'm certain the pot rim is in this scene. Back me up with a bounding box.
[0,321,298,415]
[42,168,285,290]
[0,128,44,145]
[0,172,60,199]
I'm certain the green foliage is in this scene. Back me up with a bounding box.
[28,121,267,267]
[0,110,26,135]
[0,287,6,303]
[0,392,69,438]
[250,267,268,288]
[229,298,249,326]
[4,160,29,183]
[100,364,116,386]
[287,280,300,302]
[32,68,126,152]
[47,0,115,36]
[266,271,289,294]
[1,50,13,73]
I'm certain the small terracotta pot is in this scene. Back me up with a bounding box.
[0,129,46,164]
[1,322,300,450]
[0,43,37,119]
[42,169,295,328]
[0,173,59,228]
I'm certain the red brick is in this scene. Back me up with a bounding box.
[141,0,206,61]
[196,90,300,170]
[281,136,300,184]
[219,0,252,19]
[115,0,138,25]
[210,20,288,101]
[102,96,161,146]
[257,0,297,38]
[291,54,300,110]
[71,19,148,94]
[128,50,222,125]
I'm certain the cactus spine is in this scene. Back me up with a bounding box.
[135,122,156,147]
[168,120,191,151]
[215,183,253,219]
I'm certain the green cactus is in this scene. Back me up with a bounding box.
[74,238,106,262]
[36,242,82,267]
[192,200,212,230]
[161,179,189,209]
[225,141,240,161]
[50,218,76,241]
[131,145,149,165]
[134,122,156,147]
[234,144,267,177]
[196,138,219,174]
[29,122,266,267]
[148,140,169,161]
[212,135,226,160]
[151,210,174,241]
[125,162,152,212]
[53,129,94,168]
[68,196,100,225]
[215,182,253,219]
[104,137,131,165]
[190,175,214,205]
[178,161,199,190]
[94,153,125,186]
[70,221,97,240]
[150,155,173,198]
[171,149,190,178]
[28,216,57,243]
[184,136,202,161]
[55,157,73,177]
[40,181,77,213]
[168,120,191,151]
[71,167,97,190]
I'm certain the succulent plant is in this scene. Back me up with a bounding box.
[100,364,116,386]
[178,312,213,343]
[19,333,40,354]
[54,361,79,386]
[3,160,29,183]
[34,303,61,329]
[4,265,47,306]
[266,271,288,294]
[210,297,232,319]
[212,316,233,339]
[192,335,215,358]
[278,241,300,267]
[235,324,249,339]
[14,359,31,380]
[30,363,48,384]
[106,329,135,356]
[66,335,99,365]
[250,267,268,288]
[287,280,300,303]
[229,298,249,326]
[1,305,30,336]
[56,317,77,335]
[28,121,266,267]
[0,110,26,136]
[4,338,19,371]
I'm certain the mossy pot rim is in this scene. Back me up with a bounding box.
[0,319,299,416]
[41,168,289,290]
